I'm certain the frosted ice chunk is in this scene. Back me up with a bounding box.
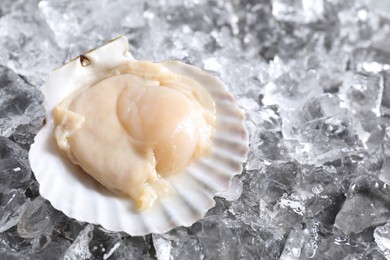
[379,158,390,185]
[154,217,236,259]
[381,71,390,116]
[0,137,31,190]
[108,236,152,259]
[39,0,145,57]
[232,224,286,259]
[368,0,390,20]
[335,193,390,234]
[63,224,93,260]
[280,220,320,259]
[33,237,71,259]
[9,123,43,150]
[87,227,124,259]
[0,189,29,232]
[0,66,44,138]
[374,221,390,259]
[202,56,265,96]
[272,0,325,23]
[351,48,390,73]
[0,0,14,16]
[0,12,64,86]
[216,176,243,201]
[338,4,381,46]
[250,161,299,205]
[153,234,172,260]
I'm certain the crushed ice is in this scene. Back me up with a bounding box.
[1,0,390,258]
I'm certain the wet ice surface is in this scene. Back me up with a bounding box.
[1,0,390,259]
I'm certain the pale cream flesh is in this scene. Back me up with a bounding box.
[53,61,216,210]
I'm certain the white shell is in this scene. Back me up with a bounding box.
[29,36,248,236]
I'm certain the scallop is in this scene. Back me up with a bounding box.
[29,36,248,235]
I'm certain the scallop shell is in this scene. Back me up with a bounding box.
[29,36,248,235]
